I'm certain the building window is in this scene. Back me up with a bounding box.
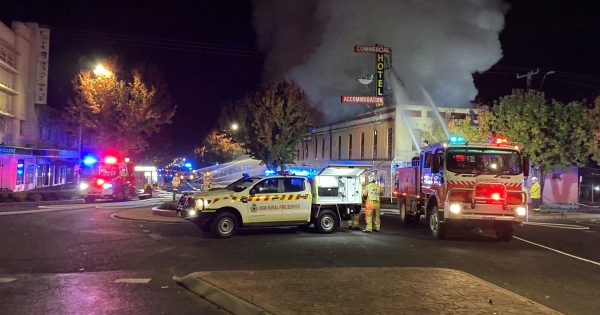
[329,138,332,160]
[0,46,16,68]
[373,129,378,159]
[360,132,365,160]
[387,128,393,159]
[321,138,325,159]
[304,141,308,159]
[338,136,342,160]
[348,135,353,159]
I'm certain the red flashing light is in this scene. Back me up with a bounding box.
[392,189,399,196]
[124,157,130,163]
[104,156,117,164]
[491,193,501,201]
[491,136,509,145]
[96,178,105,186]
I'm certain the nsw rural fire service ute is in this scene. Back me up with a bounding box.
[178,165,371,238]
[395,136,529,240]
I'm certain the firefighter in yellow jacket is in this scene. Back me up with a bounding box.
[363,173,381,233]
[530,177,541,212]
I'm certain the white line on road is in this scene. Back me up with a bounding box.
[515,236,600,267]
[0,277,17,283]
[523,222,590,230]
[114,278,152,284]
[148,234,164,240]
[0,205,88,216]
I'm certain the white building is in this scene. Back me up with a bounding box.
[0,20,77,192]
[296,104,470,196]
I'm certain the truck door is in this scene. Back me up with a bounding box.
[247,178,284,222]
[280,177,312,222]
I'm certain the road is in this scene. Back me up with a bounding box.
[0,202,599,314]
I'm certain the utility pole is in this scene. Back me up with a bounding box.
[516,68,540,91]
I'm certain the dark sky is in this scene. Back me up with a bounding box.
[1,0,599,157]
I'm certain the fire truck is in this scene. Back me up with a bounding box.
[395,136,529,241]
[79,155,139,203]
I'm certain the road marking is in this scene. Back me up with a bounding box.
[523,222,590,230]
[0,277,17,283]
[0,206,88,216]
[114,278,151,284]
[515,236,600,267]
[148,234,164,240]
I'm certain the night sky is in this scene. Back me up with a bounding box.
[1,0,599,158]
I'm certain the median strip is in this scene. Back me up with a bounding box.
[114,278,152,284]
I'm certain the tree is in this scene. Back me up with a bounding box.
[587,96,600,164]
[66,61,176,156]
[491,90,597,199]
[423,109,494,143]
[221,80,311,169]
[194,130,245,163]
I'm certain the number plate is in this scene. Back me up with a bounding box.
[481,216,496,220]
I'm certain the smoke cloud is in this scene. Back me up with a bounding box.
[253,0,509,121]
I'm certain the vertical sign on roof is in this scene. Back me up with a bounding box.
[376,44,385,98]
[35,27,50,104]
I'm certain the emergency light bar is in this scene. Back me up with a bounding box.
[449,136,466,144]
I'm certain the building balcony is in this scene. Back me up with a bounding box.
[0,82,17,96]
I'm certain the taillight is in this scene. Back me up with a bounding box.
[392,189,399,196]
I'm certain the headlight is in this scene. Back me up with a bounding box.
[203,199,209,209]
[449,203,461,214]
[516,206,527,216]
[79,182,89,190]
[189,209,197,217]
[102,183,113,190]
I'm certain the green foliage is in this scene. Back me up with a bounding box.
[27,193,43,202]
[424,109,493,143]
[491,89,595,173]
[195,130,245,163]
[221,80,311,169]
[587,96,600,164]
[66,59,176,156]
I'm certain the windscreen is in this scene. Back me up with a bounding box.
[446,148,522,175]
[225,177,261,192]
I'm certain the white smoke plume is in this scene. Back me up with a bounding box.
[253,0,509,121]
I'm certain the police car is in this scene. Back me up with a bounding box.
[178,165,371,238]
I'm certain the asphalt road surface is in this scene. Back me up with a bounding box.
[0,202,598,314]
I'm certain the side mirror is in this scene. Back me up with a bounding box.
[249,188,256,195]
[431,155,440,173]
[523,157,530,177]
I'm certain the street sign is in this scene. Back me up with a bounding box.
[340,96,384,105]
[354,45,392,54]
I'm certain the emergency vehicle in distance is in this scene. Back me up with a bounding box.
[79,154,140,203]
[177,165,372,238]
[394,136,529,241]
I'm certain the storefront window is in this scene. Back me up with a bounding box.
[25,164,35,184]
[16,159,24,185]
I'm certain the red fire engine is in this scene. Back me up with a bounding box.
[79,155,138,203]
[395,136,529,241]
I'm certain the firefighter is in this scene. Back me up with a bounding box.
[530,177,541,212]
[363,173,381,233]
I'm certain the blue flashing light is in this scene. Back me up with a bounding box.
[184,162,192,168]
[264,169,276,175]
[17,170,23,175]
[83,155,98,166]
[449,136,466,144]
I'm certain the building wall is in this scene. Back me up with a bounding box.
[0,21,77,192]
[296,104,470,196]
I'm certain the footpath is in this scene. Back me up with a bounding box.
[177,267,560,315]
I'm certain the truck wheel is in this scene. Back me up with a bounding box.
[84,196,95,203]
[210,212,237,238]
[316,210,338,234]
[400,201,411,225]
[495,224,514,241]
[429,206,446,239]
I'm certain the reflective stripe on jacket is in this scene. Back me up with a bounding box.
[366,183,380,202]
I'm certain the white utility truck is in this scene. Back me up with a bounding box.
[177,165,371,238]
